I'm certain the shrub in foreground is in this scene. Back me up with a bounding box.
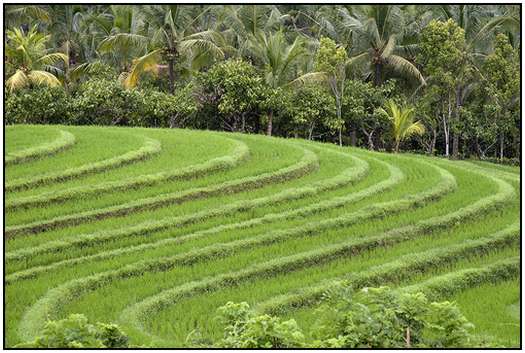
[15,314,129,348]
[207,286,476,348]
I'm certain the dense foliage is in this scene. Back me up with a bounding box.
[15,314,129,348]
[4,4,520,162]
[206,286,477,348]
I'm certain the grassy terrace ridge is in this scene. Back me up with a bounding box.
[5,129,76,165]
[5,125,520,347]
[5,135,162,192]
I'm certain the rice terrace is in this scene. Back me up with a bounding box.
[3,3,521,349]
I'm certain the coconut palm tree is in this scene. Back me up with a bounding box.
[4,5,50,30]
[247,30,305,135]
[98,5,224,93]
[338,5,426,87]
[5,26,68,92]
[221,4,287,58]
[379,100,425,153]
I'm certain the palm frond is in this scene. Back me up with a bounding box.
[471,15,520,46]
[35,53,68,66]
[123,48,162,89]
[346,51,369,71]
[98,33,149,53]
[289,71,328,87]
[27,70,62,87]
[179,38,224,59]
[404,120,426,137]
[387,54,425,85]
[6,70,29,92]
[380,34,396,60]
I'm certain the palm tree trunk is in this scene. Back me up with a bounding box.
[395,140,400,153]
[267,110,273,136]
[374,62,382,86]
[167,58,175,94]
[335,96,342,147]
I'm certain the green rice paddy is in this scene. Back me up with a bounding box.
[5,124,520,347]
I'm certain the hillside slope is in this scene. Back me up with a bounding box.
[5,125,520,347]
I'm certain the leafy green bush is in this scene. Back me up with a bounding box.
[214,302,306,348]
[288,84,335,140]
[15,314,129,348]
[71,77,197,127]
[72,78,130,125]
[196,58,265,132]
[211,286,476,348]
[5,86,71,125]
[128,85,198,128]
[310,285,474,348]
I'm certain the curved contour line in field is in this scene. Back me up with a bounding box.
[5,141,319,238]
[114,162,515,342]
[5,136,162,192]
[5,130,76,166]
[16,155,462,342]
[5,136,250,211]
[255,221,520,316]
[6,145,373,282]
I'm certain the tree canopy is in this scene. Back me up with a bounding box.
[4,4,521,162]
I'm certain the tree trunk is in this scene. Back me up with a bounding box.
[452,134,459,159]
[452,86,462,159]
[374,62,382,86]
[367,133,374,150]
[267,110,273,136]
[395,139,400,153]
[308,122,315,140]
[167,58,175,94]
[429,129,437,155]
[335,94,343,147]
[500,132,504,161]
[362,129,374,150]
[444,92,452,157]
[350,129,357,146]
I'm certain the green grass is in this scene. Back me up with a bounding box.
[6,124,61,153]
[453,280,520,347]
[4,124,520,348]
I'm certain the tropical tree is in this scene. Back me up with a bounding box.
[338,5,426,87]
[288,84,336,140]
[379,100,425,153]
[5,26,68,92]
[248,30,305,135]
[4,5,51,30]
[221,4,287,58]
[418,19,467,158]
[343,79,397,150]
[99,5,224,93]
[96,5,148,73]
[482,33,520,160]
[309,36,348,146]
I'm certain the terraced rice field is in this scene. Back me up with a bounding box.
[5,124,521,347]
